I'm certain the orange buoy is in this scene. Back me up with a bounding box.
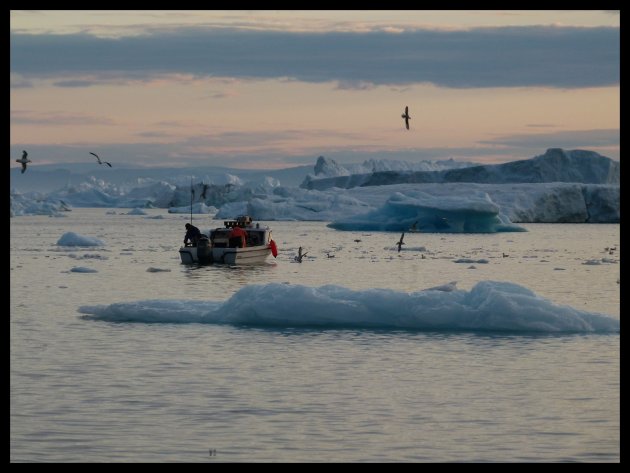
[269,239,278,258]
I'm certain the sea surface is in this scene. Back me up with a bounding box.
[10,209,620,462]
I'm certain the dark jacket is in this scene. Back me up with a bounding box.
[184,225,201,244]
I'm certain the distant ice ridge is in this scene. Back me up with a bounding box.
[79,281,619,333]
[301,149,620,190]
[305,155,478,180]
[10,149,620,225]
[327,190,526,232]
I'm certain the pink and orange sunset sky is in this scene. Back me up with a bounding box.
[10,10,619,170]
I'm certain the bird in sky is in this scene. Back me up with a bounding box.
[89,152,112,167]
[401,106,410,130]
[15,150,31,174]
[396,232,405,252]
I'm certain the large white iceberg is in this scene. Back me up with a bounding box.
[78,280,619,333]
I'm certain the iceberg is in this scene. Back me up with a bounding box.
[9,149,620,226]
[10,189,71,217]
[57,232,104,247]
[168,202,218,214]
[328,190,526,233]
[301,149,619,190]
[78,280,619,333]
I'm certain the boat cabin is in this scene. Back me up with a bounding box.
[209,216,269,248]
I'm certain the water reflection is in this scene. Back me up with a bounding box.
[182,261,279,287]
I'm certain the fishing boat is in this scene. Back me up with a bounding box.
[179,215,278,265]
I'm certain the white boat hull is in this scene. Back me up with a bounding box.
[179,247,197,264]
[179,245,272,265]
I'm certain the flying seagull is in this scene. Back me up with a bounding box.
[396,232,405,252]
[401,106,410,130]
[15,150,31,174]
[89,152,112,167]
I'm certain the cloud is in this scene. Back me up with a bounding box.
[478,129,620,148]
[135,131,176,138]
[52,79,100,88]
[10,26,619,88]
[175,128,369,156]
[335,80,378,91]
[11,110,115,126]
[207,89,240,99]
[10,77,34,89]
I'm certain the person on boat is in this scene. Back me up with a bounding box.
[228,225,248,248]
[184,223,201,246]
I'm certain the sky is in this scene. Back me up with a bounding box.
[10,10,620,170]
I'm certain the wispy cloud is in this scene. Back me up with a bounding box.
[10,76,34,88]
[206,89,240,99]
[135,131,176,139]
[478,129,619,148]
[10,26,619,88]
[11,110,116,126]
[335,80,378,91]
[52,79,100,88]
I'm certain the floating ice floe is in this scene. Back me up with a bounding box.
[79,280,619,333]
[70,266,98,273]
[57,232,104,247]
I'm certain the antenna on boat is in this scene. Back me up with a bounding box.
[190,176,194,225]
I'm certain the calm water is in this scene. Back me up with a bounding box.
[10,209,620,462]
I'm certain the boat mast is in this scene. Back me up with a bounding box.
[190,175,194,225]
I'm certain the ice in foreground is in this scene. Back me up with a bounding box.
[79,280,619,332]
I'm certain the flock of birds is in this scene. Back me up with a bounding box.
[14,150,112,174]
[14,106,412,175]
